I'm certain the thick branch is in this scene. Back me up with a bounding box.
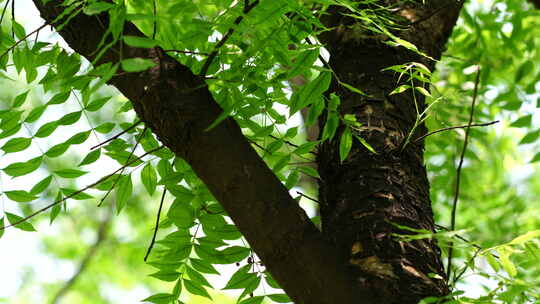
[31,2,374,303]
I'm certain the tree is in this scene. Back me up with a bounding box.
[1,0,540,303]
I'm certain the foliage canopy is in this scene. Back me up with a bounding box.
[0,0,540,303]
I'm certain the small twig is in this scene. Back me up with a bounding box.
[413,120,499,143]
[162,49,210,56]
[248,138,269,153]
[446,67,481,279]
[144,159,175,262]
[10,0,14,38]
[199,0,260,77]
[0,146,164,231]
[0,23,49,60]
[269,134,299,149]
[90,120,141,150]
[296,191,320,204]
[453,247,481,285]
[0,0,10,27]
[50,209,112,304]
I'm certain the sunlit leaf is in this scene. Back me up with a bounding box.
[5,212,36,231]
[4,190,38,202]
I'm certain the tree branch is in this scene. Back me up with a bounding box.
[30,2,372,303]
[446,67,481,280]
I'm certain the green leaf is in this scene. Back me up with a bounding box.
[58,111,82,125]
[186,266,212,287]
[293,141,318,155]
[4,190,38,202]
[272,154,290,172]
[485,252,500,272]
[297,166,319,178]
[13,91,30,108]
[339,81,366,96]
[519,130,540,144]
[184,279,212,300]
[5,212,36,231]
[66,131,91,145]
[389,85,411,95]
[353,134,377,154]
[24,105,47,123]
[45,142,70,157]
[190,258,220,274]
[79,149,101,166]
[415,86,431,97]
[1,137,31,153]
[239,296,265,304]
[221,246,250,263]
[140,293,175,304]
[223,265,256,290]
[121,58,156,72]
[116,174,133,213]
[148,270,180,282]
[61,188,93,200]
[0,217,4,239]
[166,184,194,202]
[30,175,53,195]
[498,249,517,277]
[47,91,71,105]
[290,71,332,115]
[54,169,88,178]
[50,192,63,224]
[510,114,532,128]
[95,122,115,133]
[141,163,157,195]
[85,96,111,112]
[287,48,319,78]
[267,294,291,303]
[167,199,195,228]
[508,230,540,245]
[530,152,540,163]
[2,156,42,177]
[339,127,352,162]
[123,35,158,48]
[35,121,60,137]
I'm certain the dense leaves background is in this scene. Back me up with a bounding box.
[0,0,539,303]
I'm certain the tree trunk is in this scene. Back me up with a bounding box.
[32,1,462,303]
[317,2,463,302]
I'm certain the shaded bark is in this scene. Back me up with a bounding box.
[317,1,463,302]
[32,1,462,303]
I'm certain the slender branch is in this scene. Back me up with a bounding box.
[0,146,164,231]
[296,191,320,204]
[50,209,112,304]
[144,177,169,261]
[199,0,260,77]
[413,120,499,143]
[269,134,300,149]
[90,120,141,150]
[446,67,481,279]
[0,0,10,27]
[452,247,481,285]
[0,22,49,60]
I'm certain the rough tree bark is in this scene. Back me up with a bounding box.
[33,1,462,303]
